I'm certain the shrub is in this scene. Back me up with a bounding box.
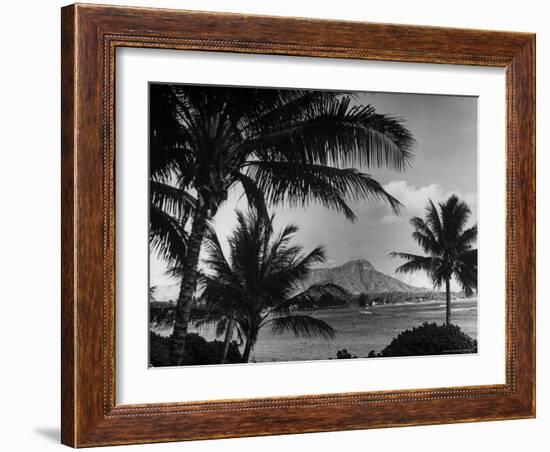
[336,348,357,359]
[380,322,477,357]
[149,332,242,366]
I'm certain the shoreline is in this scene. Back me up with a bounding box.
[296,296,478,313]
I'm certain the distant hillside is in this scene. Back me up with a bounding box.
[304,259,422,295]
[150,258,423,303]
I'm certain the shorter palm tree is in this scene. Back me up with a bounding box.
[390,195,477,325]
[197,209,344,363]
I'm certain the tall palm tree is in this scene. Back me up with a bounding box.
[196,210,345,363]
[150,84,415,365]
[390,195,477,325]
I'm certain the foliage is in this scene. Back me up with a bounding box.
[336,349,357,359]
[149,332,242,367]
[391,195,478,294]
[197,209,345,362]
[296,292,348,310]
[391,194,478,324]
[378,322,477,357]
[149,84,416,364]
[355,291,461,307]
[149,84,416,271]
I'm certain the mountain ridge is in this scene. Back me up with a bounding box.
[304,258,422,295]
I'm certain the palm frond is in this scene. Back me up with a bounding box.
[266,314,335,339]
[232,172,270,222]
[270,282,348,315]
[425,199,444,245]
[246,162,402,220]
[390,252,434,274]
[150,148,191,182]
[149,84,197,178]
[201,224,234,279]
[239,90,344,135]
[439,194,472,242]
[455,225,478,251]
[198,277,247,313]
[150,181,196,220]
[239,95,414,171]
[409,217,440,254]
[454,249,478,295]
[262,246,327,299]
[149,204,187,267]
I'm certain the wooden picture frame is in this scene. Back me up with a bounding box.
[61,3,535,447]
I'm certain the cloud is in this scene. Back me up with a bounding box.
[380,180,477,223]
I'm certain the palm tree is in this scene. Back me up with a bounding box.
[196,209,345,363]
[390,195,477,325]
[150,84,415,365]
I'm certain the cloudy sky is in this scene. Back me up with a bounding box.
[150,90,477,291]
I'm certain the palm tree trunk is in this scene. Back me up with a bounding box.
[220,319,235,364]
[242,336,256,363]
[169,206,209,366]
[445,278,451,325]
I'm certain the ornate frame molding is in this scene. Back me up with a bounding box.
[61,4,535,447]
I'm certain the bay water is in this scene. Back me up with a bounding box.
[152,298,478,363]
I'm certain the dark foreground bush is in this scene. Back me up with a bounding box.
[336,348,357,359]
[149,332,242,366]
[379,322,477,357]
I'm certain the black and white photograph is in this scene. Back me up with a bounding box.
[148,83,478,367]
[1,0,542,450]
